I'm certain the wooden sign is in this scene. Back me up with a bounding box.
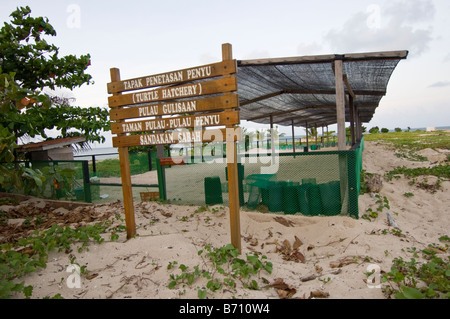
[108,77,237,108]
[111,110,239,134]
[112,127,241,148]
[108,43,241,251]
[109,93,238,121]
[107,60,237,94]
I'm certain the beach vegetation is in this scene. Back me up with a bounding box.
[167,243,272,299]
[0,218,120,299]
[382,240,450,299]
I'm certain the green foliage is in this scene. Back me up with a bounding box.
[369,126,379,134]
[361,194,391,221]
[0,220,114,299]
[1,163,77,200]
[0,6,91,91]
[168,244,273,298]
[0,6,110,147]
[90,152,151,177]
[364,130,450,151]
[385,164,450,181]
[382,246,450,299]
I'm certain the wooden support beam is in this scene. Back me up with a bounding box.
[305,121,309,149]
[314,123,318,145]
[223,43,241,253]
[343,75,355,99]
[348,95,356,146]
[291,119,296,154]
[246,105,337,122]
[270,115,276,155]
[240,91,283,106]
[334,60,346,150]
[110,68,136,239]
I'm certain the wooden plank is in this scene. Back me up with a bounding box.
[107,60,237,94]
[112,127,241,147]
[108,77,237,108]
[334,60,346,151]
[110,93,238,121]
[239,91,284,106]
[223,43,241,253]
[238,54,337,66]
[238,50,408,67]
[110,68,136,239]
[343,75,355,99]
[111,110,239,134]
[159,157,185,166]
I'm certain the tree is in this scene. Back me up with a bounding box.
[381,128,389,133]
[0,69,49,190]
[369,126,380,134]
[0,6,110,147]
[395,127,402,132]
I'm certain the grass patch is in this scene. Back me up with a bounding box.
[382,239,450,299]
[385,164,450,182]
[92,152,151,177]
[364,130,450,151]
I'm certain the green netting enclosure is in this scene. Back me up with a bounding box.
[2,49,405,221]
[160,137,364,218]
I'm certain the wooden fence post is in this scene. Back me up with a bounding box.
[222,43,241,253]
[109,68,136,239]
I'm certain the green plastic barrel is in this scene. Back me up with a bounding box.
[319,181,341,216]
[261,188,269,206]
[204,176,223,205]
[283,181,299,215]
[247,185,260,209]
[268,181,283,212]
[297,184,310,215]
[307,184,323,216]
[302,178,316,185]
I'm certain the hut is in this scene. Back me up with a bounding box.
[17,136,86,161]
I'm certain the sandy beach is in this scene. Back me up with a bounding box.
[2,140,449,299]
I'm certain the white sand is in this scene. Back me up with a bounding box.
[8,141,450,299]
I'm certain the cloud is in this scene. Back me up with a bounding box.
[297,42,324,56]
[323,0,435,56]
[428,81,450,88]
[444,53,450,63]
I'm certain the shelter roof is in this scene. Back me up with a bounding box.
[17,136,86,152]
[235,51,408,128]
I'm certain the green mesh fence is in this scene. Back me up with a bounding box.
[161,138,364,219]
[2,138,363,219]
[2,150,159,204]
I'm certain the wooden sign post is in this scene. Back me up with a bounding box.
[107,44,242,251]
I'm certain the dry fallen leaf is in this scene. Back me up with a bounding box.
[273,216,294,227]
[293,235,303,250]
[86,273,99,280]
[291,251,306,263]
[269,278,297,299]
[309,290,330,298]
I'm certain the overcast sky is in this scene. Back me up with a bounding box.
[1,0,449,147]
